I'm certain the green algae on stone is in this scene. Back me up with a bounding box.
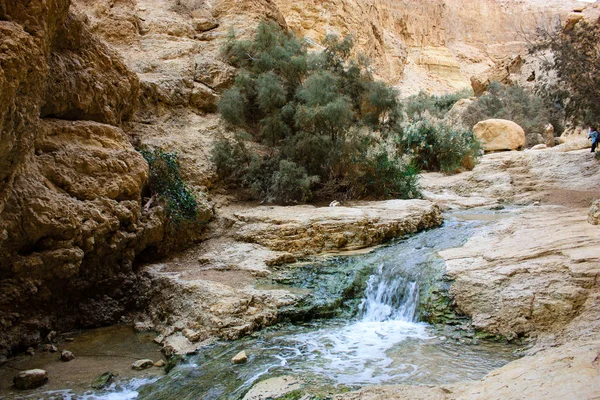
[91,371,114,389]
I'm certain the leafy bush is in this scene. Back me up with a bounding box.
[140,148,199,223]
[214,21,419,203]
[531,18,600,126]
[397,121,482,173]
[405,89,472,121]
[345,148,421,199]
[210,133,250,183]
[270,160,319,204]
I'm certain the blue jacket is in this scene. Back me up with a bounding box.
[588,130,599,142]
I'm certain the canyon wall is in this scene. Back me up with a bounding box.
[273,0,583,94]
[0,0,588,357]
[0,0,174,357]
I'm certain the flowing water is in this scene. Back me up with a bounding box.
[131,213,518,399]
[21,212,519,399]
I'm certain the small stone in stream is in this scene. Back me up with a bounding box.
[26,347,35,356]
[47,331,57,342]
[43,344,58,352]
[154,360,166,367]
[61,351,75,362]
[65,338,74,342]
[132,359,154,370]
[91,372,114,389]
[232,351,248,365]
[13,369,48,390]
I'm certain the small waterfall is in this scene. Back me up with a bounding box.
[358,258,421,323]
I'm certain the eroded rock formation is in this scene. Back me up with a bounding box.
[0,0,170,356]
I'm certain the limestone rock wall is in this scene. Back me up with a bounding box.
[273,0,581,94]
[0,0,168,356]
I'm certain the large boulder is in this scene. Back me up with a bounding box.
[473,119,526,151]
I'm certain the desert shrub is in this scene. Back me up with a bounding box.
[218,87,246,126]
[462,82,551,142]
[345,148,421,199]
[140,148,199,223]
[530,18,600,126]
[214,21,421,203]
[210,133,250,183]
[405,89,472,121]
[269,160,319,204]
[281,132,334,178]
[397,121,482,173]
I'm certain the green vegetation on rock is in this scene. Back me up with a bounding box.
[397,121,482,174]
[532,18,600,126]
[140,148,201,224]
[405,88,472,121]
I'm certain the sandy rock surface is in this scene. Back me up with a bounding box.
[0,0,172,357]
[242,375,303,400]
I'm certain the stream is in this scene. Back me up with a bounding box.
[134,212,517,399]
[18,212,519,399]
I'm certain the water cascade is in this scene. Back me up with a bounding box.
[80,215,518,399]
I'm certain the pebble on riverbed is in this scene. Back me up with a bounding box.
[132,359,155,370]
[43,344,59,352]
[61,351,75,362]
[13,369,48,390]
[231,351,248,364]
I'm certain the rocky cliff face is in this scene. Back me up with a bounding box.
[0,0,589,358]
[272,0,581,94]
[0,0,171,357]
[64,0,582,191]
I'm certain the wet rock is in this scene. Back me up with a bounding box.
[91,372,114,389]
[61,350,75,362]
[0,355,7,366]
[242,376,303,400]
[231,351,248,364]
[132,359,155,370]
[164,355,182,374]
[13,369,48,390]
[154,360,166,367]
[134,321,154,332]
[162,334,197,356]
[26,347,35,356]
[47,331,57,343]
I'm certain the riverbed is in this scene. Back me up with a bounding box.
[1,211,521,399]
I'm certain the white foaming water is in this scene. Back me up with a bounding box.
[77,377,159,400]
[283,319,430,385]
[275,254,430,386]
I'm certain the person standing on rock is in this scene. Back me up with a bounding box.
[588,126,599,153]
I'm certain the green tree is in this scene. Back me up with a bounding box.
[531,18,600,125]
